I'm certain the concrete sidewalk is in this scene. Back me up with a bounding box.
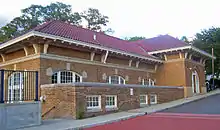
[18,90,220,130]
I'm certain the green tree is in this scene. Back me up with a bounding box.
[0,22,18,42]
[81,8,109,31]
[180,36,190,43]
[42,2,81,25]
[0,2,110,42]
[125,36,146,41]
[192,27,220,77]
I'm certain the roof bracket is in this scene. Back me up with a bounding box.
[90,51,95,61]
[101,50,109,63]
[136,61,140,68]
[129,59,132,67]
[1,54,5,62]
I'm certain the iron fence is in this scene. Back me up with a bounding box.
[0,70,38,103]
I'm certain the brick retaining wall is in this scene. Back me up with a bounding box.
[41,83,184,119]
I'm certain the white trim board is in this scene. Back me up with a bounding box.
[0,31,163,63]
[0,31,34,49]
[148,46,216,59]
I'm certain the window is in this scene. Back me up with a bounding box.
[149,79,155,86]
[52,71,82,84]
[108,75,125,84]
[150,94,157,104]
[8,72,24,102]
[142,79,149,86]
[105,95,117,108]
[86,95,101,109]
[140,95,148,105]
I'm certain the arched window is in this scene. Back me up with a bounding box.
[107,75,125,84]
[148,79,155,86]
[8,72,24,102]
[52,71,82,84]
[142,78,155,86]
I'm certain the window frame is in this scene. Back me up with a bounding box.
[148,79,155,86]
[86,95,101,110]
[142,79,149,86]
[52,71,82,84]
[150,94,157,104]
[108,75,125,85]
[139,95,148,105]
[105,95,117,109]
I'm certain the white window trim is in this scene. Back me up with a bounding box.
[142,79,149,86]
[105,95,117,108]
[148,79,155,86]
[150,94,157,104]
[8,72,24,103]
[53,71,82,83]
[140,95,148,105]
[108,75,125,84]
[86,95,101,109]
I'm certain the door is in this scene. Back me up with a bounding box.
[192,71,200,94]
[193,75,196,93]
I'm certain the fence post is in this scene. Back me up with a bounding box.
[35,71,39,101]
[0,70,4,103]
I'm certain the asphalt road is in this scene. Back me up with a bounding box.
[162,94,220,114]
[85,94,220,130]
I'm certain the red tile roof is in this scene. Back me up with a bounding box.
[32,20,189,59]
[33,20,155,58]
[134,35,189,52]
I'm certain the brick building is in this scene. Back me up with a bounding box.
[0,21,215,119]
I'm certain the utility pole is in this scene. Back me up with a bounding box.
[212,46,215,89]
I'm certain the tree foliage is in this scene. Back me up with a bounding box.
[180,36,190,43]
[125,36,146,41]
[192,27,220,77]
[0,2,110,42]
[81,8,109,31]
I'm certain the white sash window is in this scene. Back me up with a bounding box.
[52,71,82,84]
[108,75,125,84]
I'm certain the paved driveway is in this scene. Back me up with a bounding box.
[85,94,220,130]
[162,94,220,114]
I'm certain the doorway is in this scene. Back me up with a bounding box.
[192,71,200,94]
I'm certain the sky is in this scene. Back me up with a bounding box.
[0,0,220,39]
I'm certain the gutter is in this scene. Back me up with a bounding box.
[148,46,216,59]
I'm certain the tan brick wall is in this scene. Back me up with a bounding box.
[41,84,184,119]
[139,62,155,70]
[106,56,128,66]
[40,58,153,85]
[48,45,91,60]
[27,46,35,55]
[5,49,25,61]
[154,60,186,87]
[167,53,180,60]
[0,59,40,70]
[155,58,206,97]
[41,85,76,119]
[184,60,206,97]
